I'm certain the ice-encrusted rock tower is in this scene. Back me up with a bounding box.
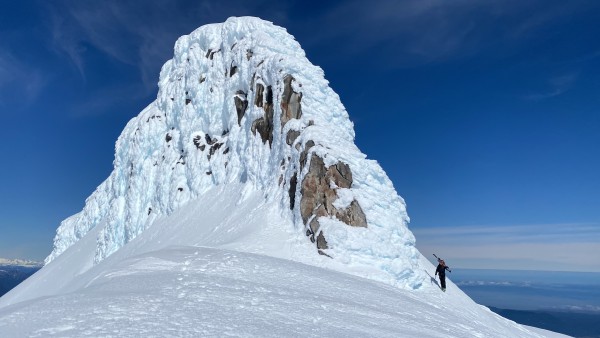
[46,17,422,289]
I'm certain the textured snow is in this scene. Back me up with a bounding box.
[0,248,566,337]
[0,185,566,337]
[44,16,419,290]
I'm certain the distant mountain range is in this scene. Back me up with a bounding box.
[0,259,41,297]
[0,258,42,267]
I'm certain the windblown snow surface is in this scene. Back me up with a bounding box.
[0,17,566,337]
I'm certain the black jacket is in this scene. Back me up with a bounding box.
[435,264,450,277]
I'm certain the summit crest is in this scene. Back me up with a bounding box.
[45,17,421,289]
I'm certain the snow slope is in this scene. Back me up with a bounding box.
[0,247,565,337]
[0,17,567,337]
[0,185,566,337]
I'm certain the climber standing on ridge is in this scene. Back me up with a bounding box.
[435,256,451,292]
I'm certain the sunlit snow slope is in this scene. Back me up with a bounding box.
[0,17,566,337]
[0,185,565,337]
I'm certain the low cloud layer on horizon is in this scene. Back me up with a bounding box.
[413,223,600,272]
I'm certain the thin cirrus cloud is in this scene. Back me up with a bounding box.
[300,0,486,63]
[302,0,600,68]
[46,1,175,88]
[524,72,579,100]
[0,51,46,110]
[44,0,291,91]
[42,0,600,78]
[413,222,600,272]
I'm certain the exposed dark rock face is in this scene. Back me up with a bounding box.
[209,142,223,156]
[286,129,301,145]
[193,135,206,151]
[299,140,315,170]
[265,85,273,107]
[206,48,220,60]
[251,86,274,146]
[331,162,352,189]
[336,200,367,228]
[316,232,328,250]
[183,66,367,256]
[234,91,248,125]
[251,111,273,146]
[250,72,339,243]
[280,75,302,127]
[255,83,264,107]
[299,153,367,250]
[205,134,216,145]
[289,172,297,210]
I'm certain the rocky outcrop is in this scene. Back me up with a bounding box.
[280,75,302,127]
[234,90,248,125]
[299,153,367,250]
[255,83,264,107]
[249,71,368,254]
[299,140,315,170]
[286,130,300,146]
[288,172,297,210]
[251,84,274,146]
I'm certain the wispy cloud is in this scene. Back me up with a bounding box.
[455,280,533,287]
[299,0,600,67]
[48,11,86,79]
[45,0,291,91]
[0,51,46,109]
[525,72,579,100]
[549,305,600,313]
[413,222,600,272]
[300,0,486,64]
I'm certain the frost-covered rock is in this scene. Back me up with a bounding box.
[45,16,421,289]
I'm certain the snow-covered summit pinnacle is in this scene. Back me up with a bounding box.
[45,16,421,289]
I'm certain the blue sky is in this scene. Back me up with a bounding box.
[0,1,598,271]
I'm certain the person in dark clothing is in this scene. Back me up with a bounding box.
[435,259,451,291]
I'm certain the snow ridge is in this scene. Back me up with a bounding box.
[45,17,422,289]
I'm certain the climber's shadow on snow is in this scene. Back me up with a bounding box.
[425,270,440,288]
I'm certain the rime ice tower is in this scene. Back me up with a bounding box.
[45,17,422,289]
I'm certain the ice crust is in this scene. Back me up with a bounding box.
[45,17,421,289]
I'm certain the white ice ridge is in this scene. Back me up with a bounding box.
[45,16,421,289]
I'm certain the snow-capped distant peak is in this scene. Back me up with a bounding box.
[0,258,42,267]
